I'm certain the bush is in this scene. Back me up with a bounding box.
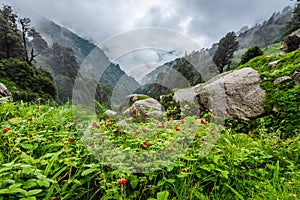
[240,46,263,65]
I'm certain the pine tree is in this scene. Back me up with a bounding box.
[213,32,239,73]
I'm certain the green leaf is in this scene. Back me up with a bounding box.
[21,144,32,150]
[166,179,175,183]
[166,164,174,172]
[157,190,169,200]
[20,197,36,200]
[81,168,99,176]
[23,179,37,189]
[26,189,42,197]
[224,183,244,200]
[129,175,139,189]
[157,180,165,187]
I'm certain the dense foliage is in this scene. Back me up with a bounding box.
[236,50,300,135]
[0,101,299,199]
[240,46,263,65]
[0,59,56,102]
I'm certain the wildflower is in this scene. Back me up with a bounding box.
[2,128,9,133]
[195,133,199,138]
[142,128,147,133]
[201,137,205,142]
[27,133,33,138]
[181,168,188,173]
[134,129,140,135]
[141,143,146,149]
[167,117,171,122]
[104,121,110,127]
[196,109,201,114]
[89,144,94,147]
[132,108,137,115]
[208,113,213,117]
[166,147,172,153]
[68,137,74,142]
[118,179,128,185]
[143,140,150,146]
[93,121,99,129]
[27,118,32,122]
[114,128,119,133]
[199,118,205,124]
[174,125,180,131]
[157,122,165,128]
[74,120,78,124]
[179,119,185,124]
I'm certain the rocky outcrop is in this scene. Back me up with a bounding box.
[280,29,300,54]
[268,60,280,71]
[293,65,300,85]
[274,76,292,85]
[0,83,13,100]
[173,84,204,104]
[196,67,266,120]
[125,97,164,122]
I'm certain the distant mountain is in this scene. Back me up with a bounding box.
[30,17,140,107]
[237,6,293,49]
[140,58,180,85]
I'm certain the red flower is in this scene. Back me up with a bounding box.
[118,179,128,185]
[141,143,146,149]
[2,128,9,133]
[68,137,74,142]
[27,118,32,122]
[93,121,99,129]
[179,119,185,124]
[174,125,180,131]
[142,128,147,133]
[208,113,213,117]
[143,140,150,146]
[167,117,171,122]
[195,133,199,138]
[27,133,33,138]
[200,118,205,124]
[74,120,78,124]
[132,108,137,115]
[114,128,119,133]
[196,109,201,114]
[166,147,172,153]
[201,137,205,142]
[134,129,140,135]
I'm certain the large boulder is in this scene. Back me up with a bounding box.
[0,83,13,100]
[280,29,300,54]
[196,67,266,120]
[125,98,164,122]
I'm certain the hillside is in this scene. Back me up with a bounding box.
[30,17,140,106]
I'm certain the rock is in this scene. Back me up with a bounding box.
[173,84,204,103]
[268,60,279,71]
[125,98,164,122]
[196,67,266,120]
[125,94,149,106]
[274,76,292,85]
[0,83,13,100]
[293,65,300,85]
[105,110,117,118]
[280,29,300,54]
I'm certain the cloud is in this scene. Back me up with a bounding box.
[3,0,294,79]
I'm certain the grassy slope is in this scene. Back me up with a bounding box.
[235,50,300,135]
[0,98,299,199]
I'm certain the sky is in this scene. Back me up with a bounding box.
[3,0,295,81]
